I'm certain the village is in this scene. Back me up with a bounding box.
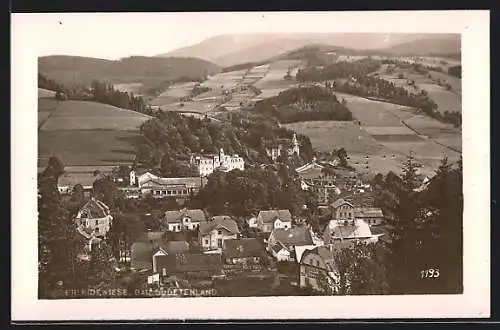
[40,131,395,297]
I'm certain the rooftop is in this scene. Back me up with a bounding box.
[164,209,206,224]
[223,238,264,258]
[199,216,240,235]
[271,227,313,247]
[257,209,292,223]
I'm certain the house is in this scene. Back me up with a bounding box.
[199,216,240,252]
[75,197,113,238]
[223,238,264,266]
[152,253,223,283]
[130,231,165,270]
[152,241,190,273]
[330,198,355,222]
[299,245,341,294]
[267,227,314,262]
[246,216,259,228]
[162,208,207,232]
[354,207,385,226]
[190,148,245,177]
[256,209,292,233]
[323,218,382,245]
[295,158,325,185]
[136,172,204,199]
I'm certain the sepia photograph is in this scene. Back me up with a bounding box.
[12,10,490,320]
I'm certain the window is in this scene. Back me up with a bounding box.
[217,239,223,248]
[218,230,222,235]
[162,268,167,276]
[95,220,99,226]
[204,239,209,245]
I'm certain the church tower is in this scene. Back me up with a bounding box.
[291,133,300,155]
[129,168,136,186]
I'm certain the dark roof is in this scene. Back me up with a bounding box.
[223,238,264,258]
[131,241,153,270]
[155,253,223,273]
[164,209,206,224]
[271,227,313,247]
[354,207,384,218]
[159,241,190,254]
[330,198,353,209]
[257,210,292,223]
[199,216,240,235]
[77,198,110,219]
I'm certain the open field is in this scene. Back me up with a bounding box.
[428,71,461,94]
[39,100,152,131]
[201,70,247,90]
[284,121,385,154]
[38,130,140,167]
[418,83,461,114]
[335,92,415,125]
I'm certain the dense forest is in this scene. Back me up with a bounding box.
[252,86,352,123]
[296,59,381,82]
[38,73,65,92]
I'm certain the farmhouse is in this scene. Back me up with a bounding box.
[267,227,314,262]
[256,209,293,233]
[162,208,207,232]
[199,216,240,252]
[223,238,265,266]
[190,148,245,177]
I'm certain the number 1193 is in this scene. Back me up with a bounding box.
[421,268,440,278]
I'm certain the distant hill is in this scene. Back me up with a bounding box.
[382,36,461,57]
[38,55,221,88]
[157,33,460,66]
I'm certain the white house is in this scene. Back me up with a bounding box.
[330,198,355,222]
[256,209,293,233]
[163,208,207,232]
[199,216,240,252]
[190,148,245,177]
[75,197,113,238]
[135,172,203,199]
[323,218,382,245]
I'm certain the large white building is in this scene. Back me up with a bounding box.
[190,148,244,177]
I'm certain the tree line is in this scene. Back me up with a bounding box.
[252,86,353,123]
[296,59,381,82]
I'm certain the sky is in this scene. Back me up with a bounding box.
[12,11,466,60]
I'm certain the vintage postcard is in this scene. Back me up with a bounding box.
[11,10,490,320]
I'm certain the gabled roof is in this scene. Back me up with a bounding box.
[155,240,190,255]
[354,207,384,218]
[199,216,240,235]
[223,238,264,258]
[155,253,223,273]
[257,209,292,223]
[164,209,206,224]
[330,198,353,209]
[326,219,373,239]
[271,227,313,247]
[77,198,111,219]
